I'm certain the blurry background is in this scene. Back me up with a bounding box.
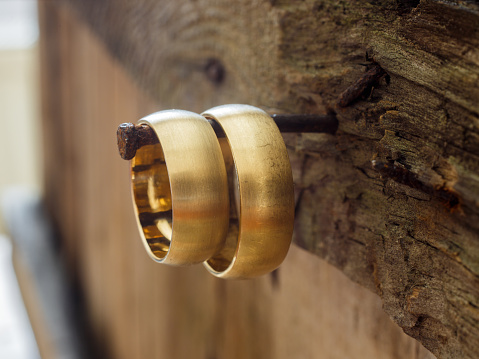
[0,0,41,197]
[0,1,41,358]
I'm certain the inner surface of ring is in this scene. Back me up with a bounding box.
[205,124,240,272]
[131,139,173,259]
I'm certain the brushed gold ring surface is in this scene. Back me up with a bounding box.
[131,110,229,265]
[201,104,295,278]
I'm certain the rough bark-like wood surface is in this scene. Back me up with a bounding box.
[38,5,436,359]
[50,0,478,358]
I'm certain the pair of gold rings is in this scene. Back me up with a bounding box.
[131,104,294,279]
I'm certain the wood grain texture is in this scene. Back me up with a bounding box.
[41,0,479,358]
[38,3,435,359]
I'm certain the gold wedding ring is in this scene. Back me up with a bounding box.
[131,110,229,265]
[201,104,295,278]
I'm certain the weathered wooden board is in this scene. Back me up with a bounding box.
[41,0,479,358]
[38,4,437,359]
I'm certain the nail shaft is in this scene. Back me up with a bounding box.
[337,64,386,107]
[117,113,338,160]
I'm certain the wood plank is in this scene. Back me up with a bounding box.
[42,0,479,357]
[38,3,437,359]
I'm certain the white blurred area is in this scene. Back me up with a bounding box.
[0,0,39,49]
[0,1,42,358]
[0,234,40,359]
[0,0,42,218]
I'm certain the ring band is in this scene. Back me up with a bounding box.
[201,104,295,278]
[131,110,229,265]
